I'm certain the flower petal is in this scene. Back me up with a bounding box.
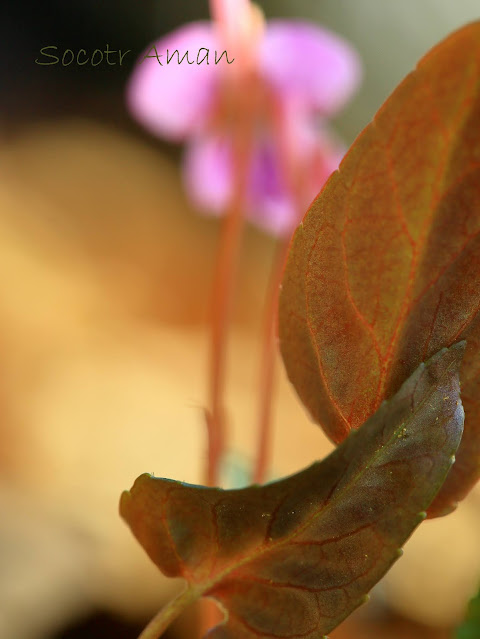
[183,133,294,235]
[183,126,344,237]
[183,135,233,215]
[127,23,222,141]
[260,20,362,116]
[290,113,346,202]
[245,139,297,235]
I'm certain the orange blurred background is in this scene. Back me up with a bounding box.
[1,2,479,638]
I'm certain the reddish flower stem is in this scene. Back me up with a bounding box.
[201,87,256,639]
[252,100,311,485]
[204,97,256,489]
[252,234,290,484]
[201,167,247,637]
[205,166,246,487]
[209,0,227,27]
[204,15,259,639]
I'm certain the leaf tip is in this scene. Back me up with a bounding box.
[428,500,459,518]
[119,489,132,520]
[446,340,467,364]
[421,342,466,393]
[119,473,154,521]
[427,340,466,368]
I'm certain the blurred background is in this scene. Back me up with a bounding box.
[1,1,480,638]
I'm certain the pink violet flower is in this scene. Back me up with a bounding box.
[127,6,361,235]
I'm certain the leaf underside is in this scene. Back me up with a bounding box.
[278,21,480,518]
[121,345,464,639]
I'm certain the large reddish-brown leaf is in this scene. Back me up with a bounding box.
[121,345,464,638]
[279,21,480,517]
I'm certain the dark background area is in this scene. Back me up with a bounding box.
[51,612,145,639]
[1,1,210,133]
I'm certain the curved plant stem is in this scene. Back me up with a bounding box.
[204,106,255,488]
[138,586,198,639]
[209,0,224,24]
[202,8,257,632]
[252,95,311,485]
[252,234,291,484]
[201,112,254,639]
[205,177,246,486]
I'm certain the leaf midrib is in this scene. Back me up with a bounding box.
[196,353,458,596]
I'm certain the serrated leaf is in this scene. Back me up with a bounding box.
[121,344,464,638]
[279,21,480,517]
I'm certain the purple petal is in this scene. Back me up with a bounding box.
[183,121,345,238]
[127,22,221,141]
[183,129,344,236]
[291,112,345,188]
[247,107,345,235]
[183,132,294,235]
[245,140,297,235]
[260,20,362,116]
[183,134,233,215]
[249,119,347,234]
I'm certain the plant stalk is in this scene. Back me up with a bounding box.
[252,234,291,484]
[137,587,198,639]
[205,173,246,486]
